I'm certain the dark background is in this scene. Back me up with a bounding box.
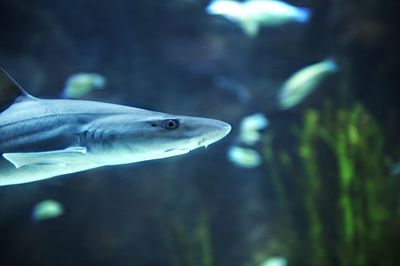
[0,0,399,265]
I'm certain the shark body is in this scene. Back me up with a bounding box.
[0,68,231,186]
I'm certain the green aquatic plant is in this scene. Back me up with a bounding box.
[263,133,296,244]
[161,206,214,266]
[297,110,328,266]
[319,104,392,266]
[262,103,397,266]
[158,104,395,266]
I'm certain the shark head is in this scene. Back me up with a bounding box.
[85,112,232,165]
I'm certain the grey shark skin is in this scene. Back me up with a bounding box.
[0,68,231,186]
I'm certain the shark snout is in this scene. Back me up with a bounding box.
[198,119,231,147]
[215,120,232,138]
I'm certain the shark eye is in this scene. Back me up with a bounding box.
[161,119,180,130]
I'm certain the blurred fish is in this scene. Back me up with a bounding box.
[239,130,262,146]
[239,113,269,145]
[32,199,64,222]
[228,145,262,168]
[61,73,106,98]
[278,58,338,110]
[0,68,231,186]
[240,113,269,132]
[390,162,400,176]
[207,0,243,22]
[214,76,251,104]
[206,0,311,37]
[260,257,287,266]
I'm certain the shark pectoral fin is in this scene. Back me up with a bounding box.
[2,146,87,169]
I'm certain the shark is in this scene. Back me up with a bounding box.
[0,68,231,186]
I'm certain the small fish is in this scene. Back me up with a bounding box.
[260,257,287,266]
[239,113,269,145]
[0,68,231,186]
[240,113,269,132]
[32,199,64,222]
[214,76,251,104]
[206,0,311,37]
[278,58,338,110]
[61,73,106,98]
[207,0,243,22]
[227,145,262,168]
[390,162,400,176]
[239,130,262,146]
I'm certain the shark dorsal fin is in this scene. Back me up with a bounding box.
[0,68,31,112]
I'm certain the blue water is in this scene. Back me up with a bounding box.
[0,0,398,265]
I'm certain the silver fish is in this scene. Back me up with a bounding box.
[207,0,311,37]
[278,58,338,109]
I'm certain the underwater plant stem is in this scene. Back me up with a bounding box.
[327,105,391,266]
[298,110,328,266]
[172,217,197,266]
[160,221,181,266]
[196,208,213,266]
[264,134,291,215]
[263,134,297,246]
[336,128,355,245]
